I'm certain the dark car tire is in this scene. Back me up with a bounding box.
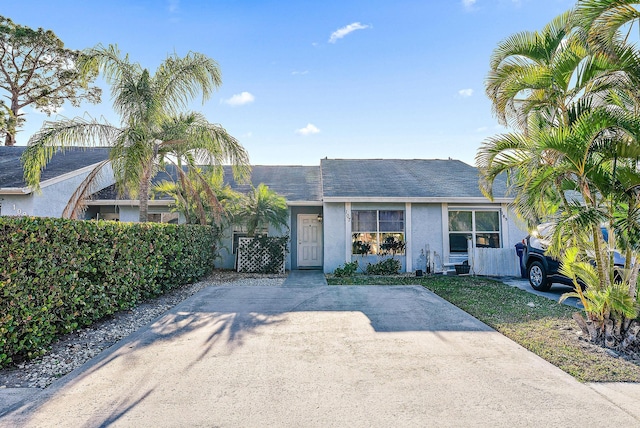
[528,261,551,292]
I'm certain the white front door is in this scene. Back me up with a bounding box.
[297,214,323,267]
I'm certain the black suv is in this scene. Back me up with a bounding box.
[522,226,624,292]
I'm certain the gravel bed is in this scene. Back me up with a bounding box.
[0,271,285,390]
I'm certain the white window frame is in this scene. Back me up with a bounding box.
[351,209,405,255]
[447,208,502,254]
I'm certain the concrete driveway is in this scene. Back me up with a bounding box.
[500,277,584,309]
[1,284,639,427]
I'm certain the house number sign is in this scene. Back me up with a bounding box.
[11,204,27,216]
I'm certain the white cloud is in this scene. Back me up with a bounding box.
[292,70,309,75]
[295,123,320,135]
[458,88,474,97]
[462,0,477,10]
[223,92,255,107]
[329,22,371,43]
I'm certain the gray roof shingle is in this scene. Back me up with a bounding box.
[320,158,508,199]
[0,147,110,189]
[93,165,323,202]
[223,165,322,202]
[4,150,506,203]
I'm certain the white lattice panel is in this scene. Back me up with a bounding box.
[237,237,286,274]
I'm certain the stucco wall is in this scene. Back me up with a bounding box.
[410,204,445,274]
[1,163,114,219]
[118,206,139,223]
[1,194,34,217]
[323,202,346,273]
[503,204,529,247]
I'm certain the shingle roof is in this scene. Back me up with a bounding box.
[18,154,505,203]
[93,165,323,202]
[0,147,110,189]
[320,158,508,199]
[223,165,322,202]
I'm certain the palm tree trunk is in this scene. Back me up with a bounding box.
[583,179,609,289]
[138,167,152,222]
[591,223,609,288]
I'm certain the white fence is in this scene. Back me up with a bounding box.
[469,247,521,277]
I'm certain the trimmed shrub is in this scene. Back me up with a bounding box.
[333,261,359,277]
[0,216,217,367]
[365,258,401,275]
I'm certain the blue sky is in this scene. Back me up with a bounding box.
[3,0,575,166]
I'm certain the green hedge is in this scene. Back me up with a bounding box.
[0,216,218,367]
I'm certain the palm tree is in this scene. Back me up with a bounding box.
[22,44,249,222]
[486,10,585,131]
[577,0,640,51]
[234,184,288,237]
[480,6,640,351]
[154,166,243,226]
[576,1,640,120]
[482,8,620,224]
[482,10,591,228]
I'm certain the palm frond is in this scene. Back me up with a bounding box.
[154,52,223,113]
[21,117,118,190]
[62,160,111,219]
[577,1,640,51]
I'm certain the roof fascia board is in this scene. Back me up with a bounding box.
[286,201,322,206]
[2,161,110,195]
[0,188,29,195]
[321,196,513,204]
[86,200,174,207]
[87,199,323,207]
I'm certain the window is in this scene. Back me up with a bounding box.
[148,213,162,223]
[448,210,501,253]
[147,212,179,224]
[352,210,405,255]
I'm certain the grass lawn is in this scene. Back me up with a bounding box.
[327,274,640,383]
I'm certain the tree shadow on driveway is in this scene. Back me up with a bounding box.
[2,284,494,426]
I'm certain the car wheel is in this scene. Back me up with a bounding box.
[528,261,551,291]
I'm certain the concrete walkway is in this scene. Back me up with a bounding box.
[500,277,583,309]
[281,269,328,287]
[2,283,639,427]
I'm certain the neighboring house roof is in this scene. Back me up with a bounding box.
[0,147,110,192]
[320,158,509,202]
